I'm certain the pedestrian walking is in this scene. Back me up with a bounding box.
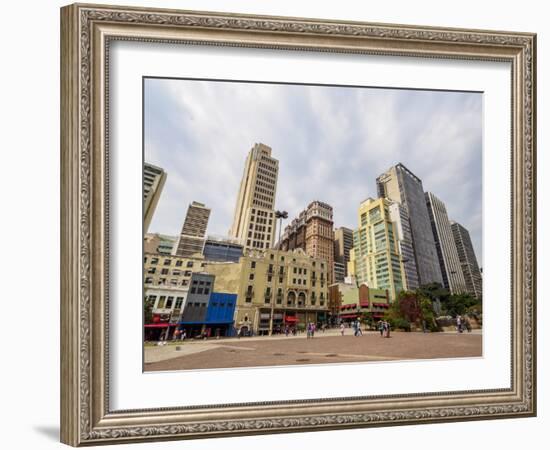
[456,316,463,333]
[378,320,384,337]
[465,317,472,333]
[181,330,186,341]
[340,323,345,336]
[311,323,316,338]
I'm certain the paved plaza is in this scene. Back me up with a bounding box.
[144,330,482,371]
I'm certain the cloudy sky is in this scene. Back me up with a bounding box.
[145,78,483,266]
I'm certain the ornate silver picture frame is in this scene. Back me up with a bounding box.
[60,3,536,446]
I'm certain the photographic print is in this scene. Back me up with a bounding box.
[143,78,484,372]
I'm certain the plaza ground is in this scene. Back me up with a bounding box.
[144,329,482,371]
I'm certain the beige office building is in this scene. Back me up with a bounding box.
[229,143,279,252]
[173,201,211,258]
[205,248,329,335]
[144,252,206,289]
[143,162,167,232]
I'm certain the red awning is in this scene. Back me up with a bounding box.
[339,313,359,319]
[373,313,385,318]
[285,316,298,323]
[144,323,171,328]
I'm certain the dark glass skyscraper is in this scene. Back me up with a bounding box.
[376,163,443,287]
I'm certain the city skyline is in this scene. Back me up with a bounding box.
[144,78,483,266]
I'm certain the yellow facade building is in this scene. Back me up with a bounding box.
[348,198,407,301]
[205,248,329,335]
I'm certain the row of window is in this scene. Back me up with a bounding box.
[145,278,189,286]
[144,256,200,268]
[146,267,192,276]
[148,295,184,310]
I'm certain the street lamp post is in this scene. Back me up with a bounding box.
[269,210,288,336]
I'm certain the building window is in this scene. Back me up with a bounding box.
[164,259,171,266]
[145,277,153,284]
[161,268,169,275]
[249,273,254,280]
[186,261,193,268]
[197,288,203,294]
[147,267,156,274]
[175,297,184,309]
[151,258,159,265]
[166,297,174,309]
[157,296,166,309]
[182,280,188,286]
[251,261,256,269]
[190,287,196,294]
[175,260,183,267]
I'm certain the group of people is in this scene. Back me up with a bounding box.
[378,320,391,338]
[338,320,363,336]
[306,322,317,338]
[456,316,472,333]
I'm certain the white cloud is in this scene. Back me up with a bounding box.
[145,79,483,265]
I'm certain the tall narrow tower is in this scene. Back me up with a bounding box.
[143,162,167,233]
[333,226,354,282]
[425,192,467,294]
[450,221,483,299]
[376,163,443,286]
[173,201,211,258]
[230,143,279,252]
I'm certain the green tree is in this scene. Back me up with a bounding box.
[144,297,154,324]
[445,293,479,317]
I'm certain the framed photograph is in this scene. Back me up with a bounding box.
[60,3,536,446]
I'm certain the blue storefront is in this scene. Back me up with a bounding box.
[204,292,237,337]
[178,292,237,338]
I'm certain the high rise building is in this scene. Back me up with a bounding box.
[376,163,443,286]
[347,197,406,301]
[280,201,335,284]
[143,162,167,232]
[333,227,354,282]
[451,221,483,299]
[388,202,419,291]
[173,201,211,258]
[333,261,346,284]
[230,143,279,252]
[425,193,467,294]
